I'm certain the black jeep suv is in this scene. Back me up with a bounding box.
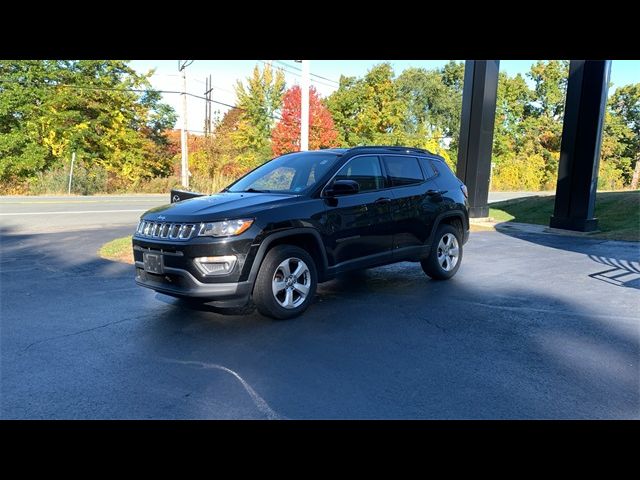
[133,146,469,319]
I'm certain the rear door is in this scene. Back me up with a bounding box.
[321,155,394,269]
[382,155,442,252]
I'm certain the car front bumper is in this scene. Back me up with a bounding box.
[132,233,257,307]
[135,263,253,307]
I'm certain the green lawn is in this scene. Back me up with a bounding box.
[98,235,133,263]
[489,191,640,241]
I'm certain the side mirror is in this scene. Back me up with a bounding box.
[325,179,360,197]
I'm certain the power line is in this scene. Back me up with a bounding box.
[0,79,242,113]
[274,62,338,90]
[178,60,194,71]
[274,60,340,86]
[262,60,339,90]
[0,78,287,122]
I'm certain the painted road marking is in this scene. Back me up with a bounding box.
[0,199,165,204]
[0,209,146,216]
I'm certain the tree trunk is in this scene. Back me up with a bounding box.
[631,155,640,190]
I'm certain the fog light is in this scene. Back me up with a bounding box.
[194,255,237,276]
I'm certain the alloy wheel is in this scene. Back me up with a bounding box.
[437,233,460,272]
[271,257,311,309]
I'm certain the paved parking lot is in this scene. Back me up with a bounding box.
[1,219,638,419]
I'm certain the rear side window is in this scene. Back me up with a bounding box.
[383,156,424,187]
[418,157,439,179]
[334,155,385,192]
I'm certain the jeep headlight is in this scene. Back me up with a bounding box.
[197,219,254,237]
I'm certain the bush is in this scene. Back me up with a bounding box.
[0,177,31,195]
[105,173,239,195]
[27,162,108,195]
[126,176,183,194]
[490,154,546,191]
[598,159,626,191]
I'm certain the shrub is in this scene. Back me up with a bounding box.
[490,154,546,191]
[0,177,31,195]
[26,162,108,195]
[598,159,626,191]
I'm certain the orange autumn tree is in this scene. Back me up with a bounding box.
[271,85,339,155]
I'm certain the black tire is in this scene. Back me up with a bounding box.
[421,224,463,280]
[253,245,318,320]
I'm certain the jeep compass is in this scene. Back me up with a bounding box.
[133,146,470,319]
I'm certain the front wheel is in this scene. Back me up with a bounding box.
[421,224,463,280]
[253,245,317,319]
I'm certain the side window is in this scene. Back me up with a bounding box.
[383,156,424,187]
[307,156,336,186]
[307,164,317,186]
[333,155,385,192]
[418,157,438,180]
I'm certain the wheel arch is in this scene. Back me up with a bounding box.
[247,228,328,287]
[428,211,468,245]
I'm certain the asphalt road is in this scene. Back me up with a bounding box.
[1,197,638,419]
[0,195,167,232]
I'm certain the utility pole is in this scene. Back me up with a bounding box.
[67,151,75,195]
[296,60,310,151]
[204,74,213,137]
[178,60,193,188]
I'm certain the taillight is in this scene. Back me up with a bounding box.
[460,184,468,198]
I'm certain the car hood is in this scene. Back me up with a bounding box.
[142,192,299,222]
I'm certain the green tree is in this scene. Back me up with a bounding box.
[0,60,176,188]
[607,84,640,187]
[395,62,464,163]
[528,60,569,119]
[441,60,465,93]
[323,75,362,146]
[515,61,569,189]
[197,108,246,179]
[493,73,531,158]
[232,64,285,167]
[327,63,407,146]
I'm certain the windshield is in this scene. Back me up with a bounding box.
[226,151,342,194]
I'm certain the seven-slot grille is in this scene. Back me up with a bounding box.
[136,220,196,240]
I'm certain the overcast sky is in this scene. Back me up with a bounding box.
[129,60,639,134]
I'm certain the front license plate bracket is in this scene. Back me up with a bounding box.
[143,252,163,274]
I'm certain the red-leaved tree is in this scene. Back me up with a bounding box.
[271,85,339,155]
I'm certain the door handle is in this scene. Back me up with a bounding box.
[426,189,447,196]
[374,197,392,204]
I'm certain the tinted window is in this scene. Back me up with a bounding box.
[333,155,385,192]
[418,157,438,179]
[383,156,424,187]
[227,152,340,193]
[252,166,296,191]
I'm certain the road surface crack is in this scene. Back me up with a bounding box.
[21,314,144,354]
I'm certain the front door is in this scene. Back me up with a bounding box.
[322,155,394,269]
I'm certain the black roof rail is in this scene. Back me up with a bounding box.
[346,145,436,156]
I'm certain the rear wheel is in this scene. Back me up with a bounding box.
[421,224,462,280]
[253,245,317,319]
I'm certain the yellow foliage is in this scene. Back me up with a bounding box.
[598,160,626,190]
[42,129,68,158]
[491,154,545,191]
